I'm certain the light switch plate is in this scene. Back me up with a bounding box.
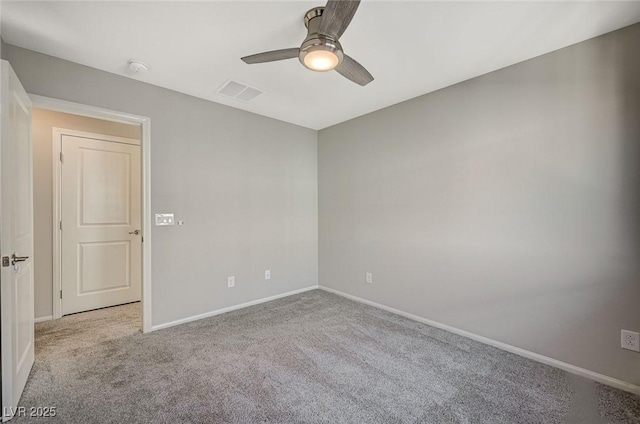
[365,272,372,284]
[265,270,271,280]
[155,213,175,226]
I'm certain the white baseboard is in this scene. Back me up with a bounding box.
[319,285,640,396]
[34,315,53,323]
[151,285,319,332]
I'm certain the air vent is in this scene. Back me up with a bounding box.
[216,80,264,102]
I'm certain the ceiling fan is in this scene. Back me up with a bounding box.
[241,0,373,86]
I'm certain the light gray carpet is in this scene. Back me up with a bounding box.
[15,290,640,423]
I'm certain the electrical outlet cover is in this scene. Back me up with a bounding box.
[265,270,271,280]
[227,276,235,288]
[621,330,640,352]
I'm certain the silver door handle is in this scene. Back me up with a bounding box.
[129,230,140,235]
[11,253,29,265]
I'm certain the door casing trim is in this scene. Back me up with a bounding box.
[31,95,153,333]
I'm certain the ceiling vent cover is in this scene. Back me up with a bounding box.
[216,80,264,102]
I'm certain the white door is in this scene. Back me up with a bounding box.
[60,134,141,315]
[0,61,34,420]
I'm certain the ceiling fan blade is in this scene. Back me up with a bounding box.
[335,55,373,86]
[318,0,361,40]
[241,48,299,64]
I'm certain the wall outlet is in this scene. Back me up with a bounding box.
[621,330,640,352]
[265,270,271,280]
[227,276,235,288]
[365,272,372,284]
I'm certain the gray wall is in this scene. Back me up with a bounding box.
[319,24,640,385]
[4,44,318,326]
[31,108,141,319]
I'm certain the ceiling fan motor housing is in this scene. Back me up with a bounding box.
[299,6,344,71]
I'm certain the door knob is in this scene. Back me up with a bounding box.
[11,253,29,266]
[129,230,140,235]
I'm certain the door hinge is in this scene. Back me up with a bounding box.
[2,256,9,267]
[59,152,64,163]
[59,221,63,231]
[60,290,63,299]
[141,236,144,243]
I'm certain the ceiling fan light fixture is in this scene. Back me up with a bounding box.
[299,38,343,72]
[304,48,340,71]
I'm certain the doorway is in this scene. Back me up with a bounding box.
[30,96,152,333]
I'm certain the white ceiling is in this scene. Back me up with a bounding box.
[3,1,640,130]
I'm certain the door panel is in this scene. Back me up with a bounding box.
[1,60,34,420]
[80,148,131,225]
[16,267,33,366]
[79,241,130,293]
[61,135,141,315]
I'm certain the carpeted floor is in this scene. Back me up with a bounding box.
[15,290,640,423]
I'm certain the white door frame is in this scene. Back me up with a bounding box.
[53,128,141,318]
[31,95,153,333]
